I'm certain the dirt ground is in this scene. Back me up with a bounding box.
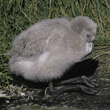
[0,46,110,110]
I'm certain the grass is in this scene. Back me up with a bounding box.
[0,0,110,109]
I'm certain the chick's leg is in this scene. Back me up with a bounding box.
[56,75,98,88]
[48,76,98,95]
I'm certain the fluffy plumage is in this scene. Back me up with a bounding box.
[9,16,97,83]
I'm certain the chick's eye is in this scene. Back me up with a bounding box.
[87,35,90,37]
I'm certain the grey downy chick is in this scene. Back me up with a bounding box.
[9,16,98,94]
